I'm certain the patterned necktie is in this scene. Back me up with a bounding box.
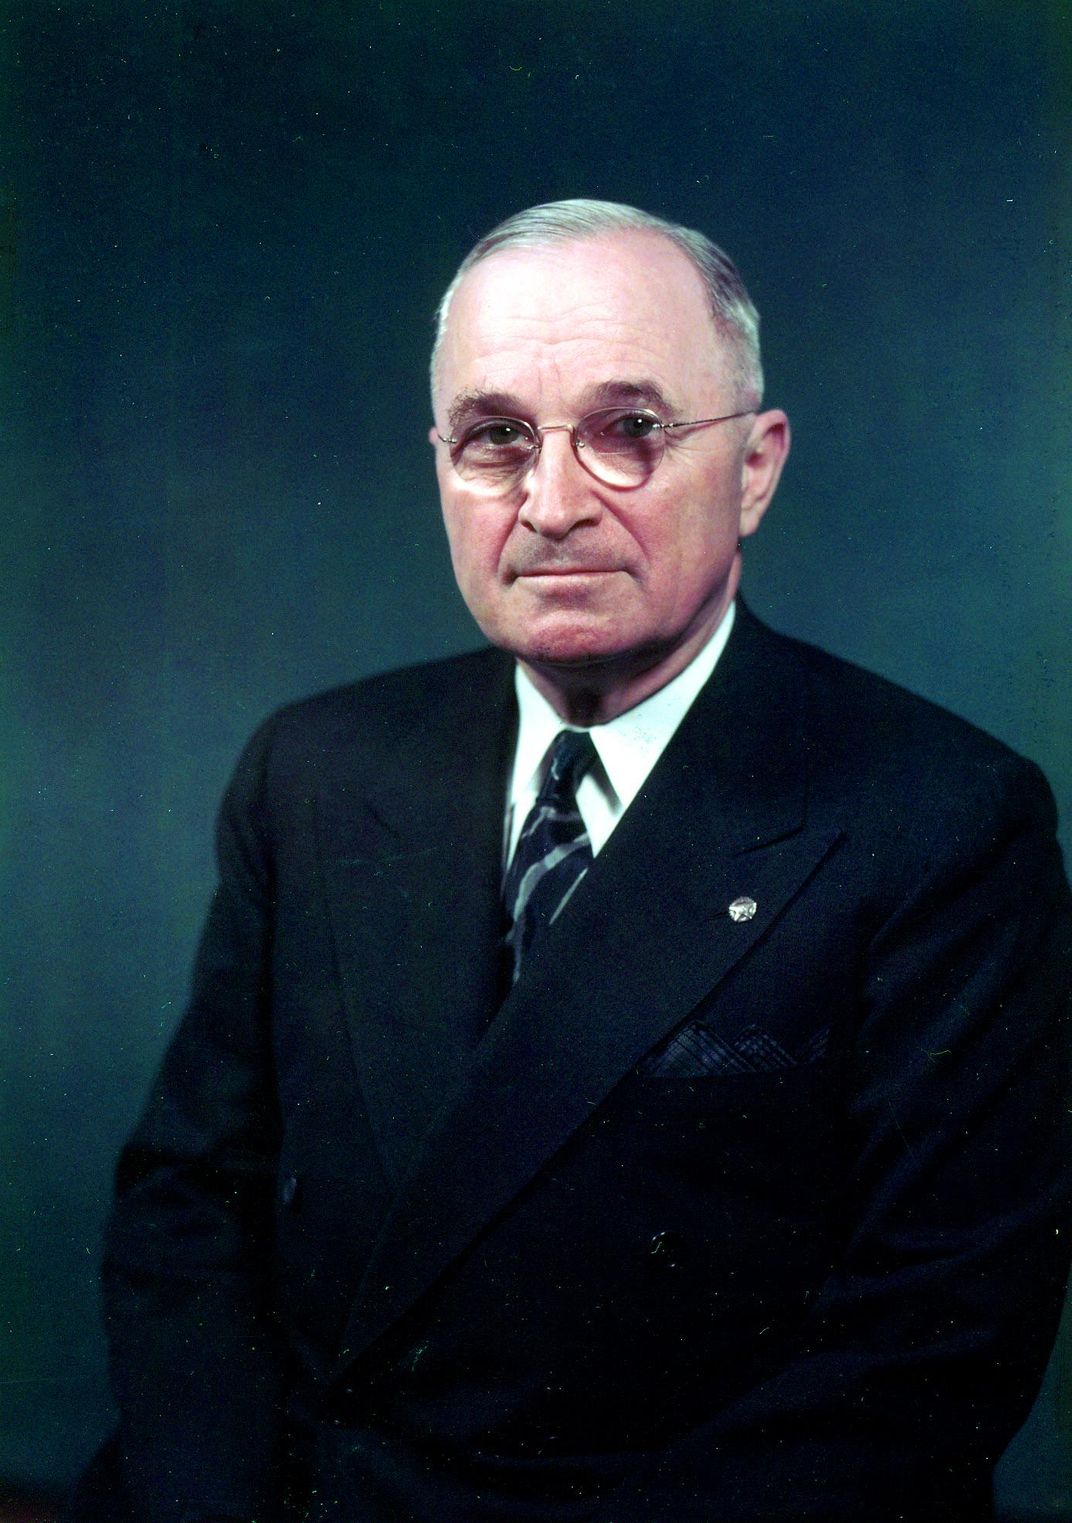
[503,729,597,984]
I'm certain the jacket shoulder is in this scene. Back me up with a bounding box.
[273,645,511,743]
[224,645,514,805]
[754,618,1059,855]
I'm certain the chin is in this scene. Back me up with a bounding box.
[499,614,626,668]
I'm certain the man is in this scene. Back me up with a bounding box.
[70,200,1071,1522]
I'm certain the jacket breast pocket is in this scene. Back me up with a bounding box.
[615,1059,846,1220]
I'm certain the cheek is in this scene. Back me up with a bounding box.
[632,497,739,608]
[443,502,507,594]
[629,492,721,575]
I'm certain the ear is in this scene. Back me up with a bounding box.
[739,409,790,538]
[428,425,441,447]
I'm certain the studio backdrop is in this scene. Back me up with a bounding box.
[3,1,1069,1512]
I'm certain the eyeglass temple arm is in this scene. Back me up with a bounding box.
[661,409,756,434]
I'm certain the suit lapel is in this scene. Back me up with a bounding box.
[336,609,844,1371]
[319,650,516,1186]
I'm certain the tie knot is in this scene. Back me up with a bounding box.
[546,729,597,796]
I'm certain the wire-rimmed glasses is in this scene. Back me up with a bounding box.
[436,405,755,492]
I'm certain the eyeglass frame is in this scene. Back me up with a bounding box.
[434,405,756,491]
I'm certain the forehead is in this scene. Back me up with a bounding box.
[435,230,731,412]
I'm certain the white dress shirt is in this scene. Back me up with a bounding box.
[505,601,736,866]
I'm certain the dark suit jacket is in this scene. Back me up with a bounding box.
[73,605,1072,1523]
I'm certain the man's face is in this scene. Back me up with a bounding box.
[431,230,788,717]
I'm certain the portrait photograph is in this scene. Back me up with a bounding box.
[3,3,1069,1520]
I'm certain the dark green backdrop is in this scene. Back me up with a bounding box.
[3,1,1069,1511]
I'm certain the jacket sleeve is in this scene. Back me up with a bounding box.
[101,717,287,1523]
[595,755,1072,1522]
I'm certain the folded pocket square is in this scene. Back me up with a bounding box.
[637,1021,830,1078]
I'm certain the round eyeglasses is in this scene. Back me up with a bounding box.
[436,405,755,492]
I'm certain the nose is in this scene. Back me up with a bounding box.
[517,425,603,539]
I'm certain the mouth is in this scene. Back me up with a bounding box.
[517,567,619,578]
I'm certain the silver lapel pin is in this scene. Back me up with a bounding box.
[727,895,758,923]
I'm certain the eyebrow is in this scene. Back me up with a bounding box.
[446,391,525,435]
[578,378,677,415]
[446,378,679,435]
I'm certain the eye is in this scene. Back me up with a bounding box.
[611,411,660,440]
[451,418,536,481]
[463,419,531,450]
[585,408,663,445]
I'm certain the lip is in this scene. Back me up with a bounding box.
[517,567,619,578]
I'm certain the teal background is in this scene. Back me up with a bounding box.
[2,0,1069,1511]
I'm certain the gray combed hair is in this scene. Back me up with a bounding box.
[431,198,763,404]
